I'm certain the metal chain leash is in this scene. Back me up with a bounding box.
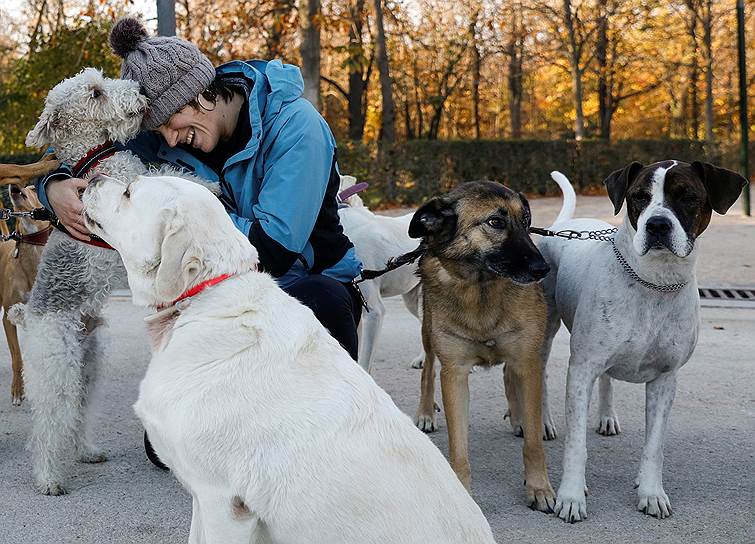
[530,226,688,293]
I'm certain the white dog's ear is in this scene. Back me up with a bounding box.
[26,108,61,148]
[154,208,204,303]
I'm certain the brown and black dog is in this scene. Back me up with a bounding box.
[0,156,57,404]
[410,180,556,512]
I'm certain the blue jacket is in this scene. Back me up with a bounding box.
[38,60,361,288]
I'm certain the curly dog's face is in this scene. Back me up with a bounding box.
[82,174,258,308]
[26,67,148,148]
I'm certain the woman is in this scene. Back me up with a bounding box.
[38,18,363,360]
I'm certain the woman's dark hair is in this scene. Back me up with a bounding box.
[187,78,240,111]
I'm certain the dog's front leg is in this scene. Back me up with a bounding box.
[509,359,556,512]
[636,370,677,519]
[2,314,25,405]
[555,360,601,523]
[440,362,472,489]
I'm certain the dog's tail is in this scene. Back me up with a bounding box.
[550,171,576,226]
[7,303,25,327]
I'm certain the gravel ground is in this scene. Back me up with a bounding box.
[0,192,752,543]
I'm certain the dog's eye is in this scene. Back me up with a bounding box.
[90,88,102,99]
[123,187,130,199]
[631,192,651,205]
[486,217,506,230]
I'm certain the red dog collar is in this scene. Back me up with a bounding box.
[160,273,233,310]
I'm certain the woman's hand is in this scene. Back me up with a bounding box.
[46,177,91,241]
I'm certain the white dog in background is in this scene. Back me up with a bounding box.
[82,173,497,544]
[337,175,424,372]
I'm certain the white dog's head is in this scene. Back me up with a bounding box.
[82,174,258,308]
[604,160,746,258]
[26,67,147,149]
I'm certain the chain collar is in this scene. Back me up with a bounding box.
[530,226,688,293]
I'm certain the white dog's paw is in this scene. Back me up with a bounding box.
[78,447,107,464]
[637,487,672,518]
[415,412,437,433]
[554,486,588,523]
[36,480,68,496]
[543,412,558,441]
[596,414,621,436]
[410,353,424,369]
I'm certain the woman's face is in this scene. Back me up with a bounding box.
[156,103,222,153]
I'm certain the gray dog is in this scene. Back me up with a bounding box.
[539,163,746,522]
[15,68,215,495]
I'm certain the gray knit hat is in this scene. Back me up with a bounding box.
[110,18,216,130]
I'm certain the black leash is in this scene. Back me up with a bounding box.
[356,243,428,284]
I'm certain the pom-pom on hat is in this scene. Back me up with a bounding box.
[109,18,215,130]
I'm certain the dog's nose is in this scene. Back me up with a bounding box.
[646,216,672,236]
[529,258,550,280]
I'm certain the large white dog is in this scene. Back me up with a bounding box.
[82,174,496,544]
[337,175,424,371]
[539,162,745,523]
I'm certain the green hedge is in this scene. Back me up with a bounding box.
[338,139,752,208]
[1,141,751,211]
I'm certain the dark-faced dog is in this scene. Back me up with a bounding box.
[540,161,746,522]
[411,180,556,512]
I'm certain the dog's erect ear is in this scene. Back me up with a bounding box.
[26,108,61,148]
[603,161,643,215]
[408,197,457,240]
[154,208,204,303]
[691,161,747,215]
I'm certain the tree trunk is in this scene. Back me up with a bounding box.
[701,0,714,142]
[596,1,609,140]
[507,2,524,139]
[156,0,176,36]
[347,0,367,140]
[372,0,396,144]
[563,0,585,139]
[690,56,700,140]
[469,14,481,140]
[299,0,321,108]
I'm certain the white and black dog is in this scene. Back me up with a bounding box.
[539,161,746,522]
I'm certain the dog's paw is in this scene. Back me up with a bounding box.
[78,449,107,464]
[11,393,23,406]
[543,413,558,440]
[596,414,621,436]
[554,487,588,523]
[504,409,524,437]
[36,480,68,496]
[11,384,24,406]
[410,354,424,369]
[415,412,437,433]
[637,487,672,519]
[526,480,556,513]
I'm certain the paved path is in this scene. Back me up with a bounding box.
[0,194,752,543]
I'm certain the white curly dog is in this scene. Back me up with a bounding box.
[16,68,215,495]
[81,172,496,544]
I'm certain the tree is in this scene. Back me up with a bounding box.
[372,0,395,143]
[299,0,321,108]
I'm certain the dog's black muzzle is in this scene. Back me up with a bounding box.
[483,240,550,284]
[645,215,674,251]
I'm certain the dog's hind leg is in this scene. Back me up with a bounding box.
[402,284,426,369]
[636,370,676,519]
[414,315,438,432]
[192,490,267,544]
[357,282,382,373]
[3,312,25,406]
[75,318,107,463]
[23,312,85,495]
[596,374,621,436]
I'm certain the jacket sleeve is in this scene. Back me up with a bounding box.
[36,164,73,213]
[248,108,335,277]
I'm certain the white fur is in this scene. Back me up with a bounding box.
[337,175,424,372]
[83,174,497,544]
[18,68,217,495]
[541,171,701,522]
